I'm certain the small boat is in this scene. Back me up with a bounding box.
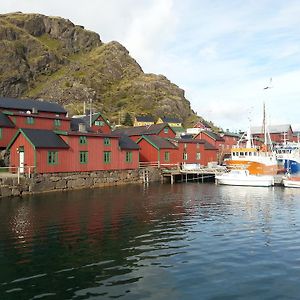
[282,174,300,188]
[215,169,274,187]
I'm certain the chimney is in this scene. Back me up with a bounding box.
[32,107,38,114]
[78,123,87,133]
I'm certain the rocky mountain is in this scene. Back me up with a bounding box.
[0,12,199,126]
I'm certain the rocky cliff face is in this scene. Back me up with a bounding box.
[0,12,198,125]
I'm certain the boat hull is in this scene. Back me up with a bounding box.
[283,177,300,188]
[215,170,274,187]
[216,176,274,187]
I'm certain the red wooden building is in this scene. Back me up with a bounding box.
[170,138,218,166]
[7,128,139,174]
[0,97,69,150]
[137,135,218,167]
[137,135,178,165]
[251,124,294,144]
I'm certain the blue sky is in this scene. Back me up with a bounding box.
[1,0,300,131]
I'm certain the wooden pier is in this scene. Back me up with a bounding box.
[162,166,226,184]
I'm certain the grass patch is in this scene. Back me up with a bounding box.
[37,34,61,50]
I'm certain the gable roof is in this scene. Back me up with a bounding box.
[0,112,15,128]
[251,124,293,134]
[113,123,174,136]
[197,130,224,142]
[18,128,69,149]
[135,115,155,122]
[118,135,140,150]
[81,112,111,128]
[138,135,178,150]
[0,97,66,114]
[160,116,182,123]
[202,140,218,150]
[194,120,212,128]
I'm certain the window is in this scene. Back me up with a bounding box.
[26,116,34,125]
[80,151,88,164]
[164,151,170,162]
[164,127,169,133]
[183,152,188,160]
[196,152,201,160]
[104,137,110,146]
[48,151,58,165]
[95,120,104,126]
[104,151,111,164]
[54,119,61,127]
[196,143,200,149]
[184,143,187,149]
[125,151,132,163]
[79,136,87,145]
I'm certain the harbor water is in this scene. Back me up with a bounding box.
[1,183,300,299]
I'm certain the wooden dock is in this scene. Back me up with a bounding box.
[162,166,226,184]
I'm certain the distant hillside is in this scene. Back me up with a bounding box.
[0,12,199,126]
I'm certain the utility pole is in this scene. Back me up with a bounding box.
[89,99,92,127]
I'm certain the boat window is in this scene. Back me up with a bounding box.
[249,152,252,156]
[240,152,244,156]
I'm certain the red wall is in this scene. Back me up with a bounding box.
[118,150,139,169]
[90,115,111,134]
[9,134,36,173]
[138,139,159,162]
[0,127,17,149]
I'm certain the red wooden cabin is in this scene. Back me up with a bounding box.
[7,129,139,174]
[137,135,178,166]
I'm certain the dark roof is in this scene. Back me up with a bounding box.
[139,135,177,149]
[70,117,94,132]
[201,130,224,141]
[0,97,66,114]
[135,115,155,122]
[20,128,69,148]
[221,131,241,138]
[181,134,195,139]
[170,138,205,144]
[160,117,182,123]
[251,124,292,134]
[119,135,140,150]
[0,112,15,128]
[113,123,172,136]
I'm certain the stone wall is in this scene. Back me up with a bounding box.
[0,167,162,198]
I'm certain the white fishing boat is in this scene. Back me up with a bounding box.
[225,103,278,176]
[282,174,300,188]
[215,169,274,187]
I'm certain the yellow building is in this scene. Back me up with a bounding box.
[133,116,155,127]
[156,117,182,127]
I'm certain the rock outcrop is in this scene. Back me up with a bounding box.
[0,12,198,126]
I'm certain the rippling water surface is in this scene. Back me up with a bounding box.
[1,183,300,299]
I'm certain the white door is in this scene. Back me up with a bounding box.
[19,150,24,174]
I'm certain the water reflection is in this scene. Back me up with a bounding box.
[0,183,300,299]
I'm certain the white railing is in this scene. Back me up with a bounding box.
[139,161,180,169]
[0,166,35,184]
